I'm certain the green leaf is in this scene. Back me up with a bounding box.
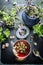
[33,24,43,36]
[0,33,6,42]
[0,27,2,32]
[3,29,10,38]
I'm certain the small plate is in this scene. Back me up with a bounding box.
[16,26,29,39]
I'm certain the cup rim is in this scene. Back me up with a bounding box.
[25,12,39,20]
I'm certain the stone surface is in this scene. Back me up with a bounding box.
[0,0,43,65]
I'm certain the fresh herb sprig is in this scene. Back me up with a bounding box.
[0,27,10,42]
[33,24,43,36]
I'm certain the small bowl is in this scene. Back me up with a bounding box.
[16,26,29,39]
[13,40,31,61]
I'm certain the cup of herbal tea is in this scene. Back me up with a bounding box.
[13,40,31,61]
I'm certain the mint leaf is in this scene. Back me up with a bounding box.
[3,29,10,38]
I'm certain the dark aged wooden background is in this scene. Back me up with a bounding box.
[0,0,43,65]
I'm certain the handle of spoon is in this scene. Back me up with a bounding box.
[39,55,43,60]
